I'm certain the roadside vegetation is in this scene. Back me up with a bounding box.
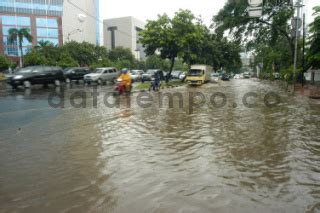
[214,1,320,83]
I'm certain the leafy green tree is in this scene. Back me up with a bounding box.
[61,41,99,66]
[0,55,10,71]
[24,49,47,66]
[108,47,135,64]
[307,6,320,69]
[36,40,56,49]
[8,28,33,67]
[115,60,132,70]
[90,58,113,70]
[145,55,170,70]
[57,52,78,68]
[140,10,204,77]
[214,0,295,63]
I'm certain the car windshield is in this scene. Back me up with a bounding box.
[172,71,181,75]
[16,67,39,74]
[95,69,105,73]
[188,69,202,76]
[130,70,137,75]
[146,70,156,74]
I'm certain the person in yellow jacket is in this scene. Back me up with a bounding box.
[118,68,132,92]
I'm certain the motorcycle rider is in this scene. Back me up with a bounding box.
[119,68,132,92]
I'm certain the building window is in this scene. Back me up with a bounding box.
[36,18,58,28]
[108,27,117,49]
[2,16,31,26]
[37,28,47,37]
[47,28,58,37]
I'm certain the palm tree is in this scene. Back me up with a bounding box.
[36,40,55,49]
[8,28,33,67]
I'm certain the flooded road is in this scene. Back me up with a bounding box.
[0,80,320,213]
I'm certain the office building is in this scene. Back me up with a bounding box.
[0,0,100,63]
[103,16,145,60]
[62,0,100,45]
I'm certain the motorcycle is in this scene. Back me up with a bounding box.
[113,78,132,96]
[149,77,161,92]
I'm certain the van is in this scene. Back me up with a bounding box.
[186,65,212,86]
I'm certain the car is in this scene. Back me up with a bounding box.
[142,69,160,82]
[130,70,144,82]
[179,72,186,81]
[6,66,64,89]
[221,73,230,81]
[64,67,90,83]
[171,71,183,79]
[84,67,118,85]
[273,72,280,80]
[234,74,241,79]
[243,72,251,78]
[211,73,220,82]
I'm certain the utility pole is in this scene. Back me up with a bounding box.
[302,13,306,86]
[293,0,303,83]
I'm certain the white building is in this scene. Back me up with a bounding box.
[62,0,101,45]
[103,16,145,60]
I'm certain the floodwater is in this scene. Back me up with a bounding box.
[0,80,320,213]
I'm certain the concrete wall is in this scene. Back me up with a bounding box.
[62,0,98,44]
[103,16,145,60]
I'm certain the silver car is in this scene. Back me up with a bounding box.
[84,67,119,84]
[130,70,144,82]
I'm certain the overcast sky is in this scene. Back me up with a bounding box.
[100,0,318,25]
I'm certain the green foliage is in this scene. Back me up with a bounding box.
[115,60,132,70]
[145,55,170,70]
[0,55,10,71]
[8,28,33,66]
[24,49,47,66]
[108,47,135,63]
[173,59,188,71]
[60,41,107,66]
[90,58,113,70]
[57,52,78,68]
[307,6,320,69]
[140,9,207,72]
[133,60,146,70]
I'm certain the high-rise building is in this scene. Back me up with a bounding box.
[0,0,64,60]
[103,17,146,60]
[62,0,100,45]
[0,0,100,63]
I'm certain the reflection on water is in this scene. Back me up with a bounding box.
[0,80,320,212]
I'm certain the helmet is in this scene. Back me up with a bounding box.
[121,68,129,74]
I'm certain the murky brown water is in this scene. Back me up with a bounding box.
[0,80,320,213]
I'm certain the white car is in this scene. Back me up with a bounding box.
[211,73,220,82]
[84,67,118,84]
[130,70,144,82]
[234,74,241,79]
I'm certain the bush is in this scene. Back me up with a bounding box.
[0,55,10,71]
[24,50,47,66]
[90,58,113,70]
[57,52,78,68]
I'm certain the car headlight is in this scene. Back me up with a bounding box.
[13,75,23,80]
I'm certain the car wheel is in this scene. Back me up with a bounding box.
[66,78,71,83]
[23,81,31,88]
[54,80,61,87]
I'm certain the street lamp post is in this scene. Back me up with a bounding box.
[293,0,304,86]
[67,29,82,42]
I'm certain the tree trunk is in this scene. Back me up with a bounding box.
[166,57,175,83]
[19,40,23,67]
